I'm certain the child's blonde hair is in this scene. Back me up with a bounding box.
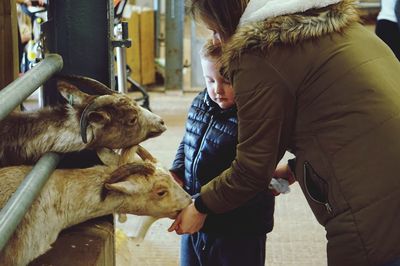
[200,39,222,62]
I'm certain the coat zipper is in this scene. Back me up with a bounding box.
[303,161,333,215]
[191,114,214,193]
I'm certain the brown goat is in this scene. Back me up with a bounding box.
[0,76,166,166]
[0,145,191,266]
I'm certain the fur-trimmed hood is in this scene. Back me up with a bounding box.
[221,0,359,76]
[239,0,342,26]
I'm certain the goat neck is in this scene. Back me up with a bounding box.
[0,165,121,266]
[0,105,89,166]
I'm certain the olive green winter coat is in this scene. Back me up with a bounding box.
[199,1,400,265]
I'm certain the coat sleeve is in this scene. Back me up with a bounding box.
[199,53,296,213]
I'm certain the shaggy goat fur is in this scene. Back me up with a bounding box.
[0,78,166,166]
[0,146,191,265]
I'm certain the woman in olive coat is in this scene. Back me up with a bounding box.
[169,0,400,265]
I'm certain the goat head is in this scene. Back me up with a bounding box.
[56,76,167,148]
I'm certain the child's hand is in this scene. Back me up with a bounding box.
[168,203,206,234]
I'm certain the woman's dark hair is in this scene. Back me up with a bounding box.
[188,0,249,40]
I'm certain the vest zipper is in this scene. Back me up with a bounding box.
[191,115,214,193]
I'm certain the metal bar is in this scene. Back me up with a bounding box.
[114,22,130,94]
[38,86,45,108]
[154,0,162,58]
[116,46,128,93]
[107,0,116,91]
[165,0,184,90]
[0,152,61,251]
[0,54,63,121]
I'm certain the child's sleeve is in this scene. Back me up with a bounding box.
[170,140,185,179]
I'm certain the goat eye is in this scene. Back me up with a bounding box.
[127,118,136,125]
[156,190,167,197]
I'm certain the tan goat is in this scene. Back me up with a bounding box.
[0,75,166,166]
[0,146,191,266]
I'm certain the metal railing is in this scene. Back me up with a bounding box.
[0,54,63,251]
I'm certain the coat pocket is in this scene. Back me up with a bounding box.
[303,161,334,215]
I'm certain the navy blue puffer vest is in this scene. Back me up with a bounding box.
[171,90,274,236]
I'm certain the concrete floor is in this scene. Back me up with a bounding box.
[115,91,328,266]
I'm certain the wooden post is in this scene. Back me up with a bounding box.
[126,7,155,85]
[0,0,18,89]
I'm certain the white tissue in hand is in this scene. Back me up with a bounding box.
[269,178,290,194]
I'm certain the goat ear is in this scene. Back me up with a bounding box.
[57,80,89,105]
[105,181,140,195]
[88,111,111,126]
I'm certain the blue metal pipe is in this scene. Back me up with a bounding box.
[0,152,61,251]
[0,54,63,121]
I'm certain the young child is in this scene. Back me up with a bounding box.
[170,40,275,266]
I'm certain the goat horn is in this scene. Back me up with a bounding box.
[80,96,100,144]
[80,95,117,143]
[119,146,139,165]
[56,74,116,95]
[136,145,158,163]
[106,162,156,184]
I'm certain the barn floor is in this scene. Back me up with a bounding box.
[115,90,327,266]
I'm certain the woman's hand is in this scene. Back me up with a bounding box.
[23,0,32,6]
[274,163,296,184]
[19,0,45,6]
[168,203,207,234]
[271,163,296,195]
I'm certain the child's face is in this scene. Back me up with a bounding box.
[201,58,235,109]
